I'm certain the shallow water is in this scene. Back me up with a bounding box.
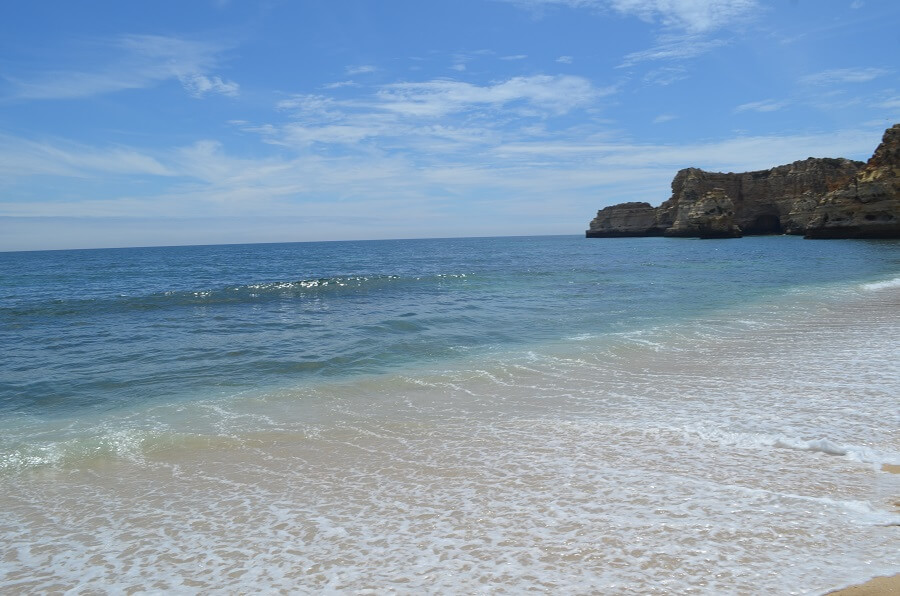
[0,235,898,593]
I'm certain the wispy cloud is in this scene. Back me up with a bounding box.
[606,0,759,34]
[652,113,676,123]
[620,35,726,66]
[504,1,756,68]
[256,74,613,153]
[179,73,239,98]
[556,55,573,64]
[873,96,900,109]
[0,134,173,178]
[501,54,529,61]
[345,65,376,75]
[322,80,359,89]
[236,75,616,160]
[643,65,689,85]
[800,67,890,86]
[491,128,882,172]
[734,99,788,113]
[373,75,606,117]
[6,34,237,100]
[504,0,759,33]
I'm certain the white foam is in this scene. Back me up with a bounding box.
[678,426,900,467]
[861,276,900,291]
[773,436,899,466]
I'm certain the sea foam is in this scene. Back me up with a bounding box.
[861,275,900,291]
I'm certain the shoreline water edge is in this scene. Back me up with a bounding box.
[828,573,900,595]
[0,236,897,593]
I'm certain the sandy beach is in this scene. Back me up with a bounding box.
[827,573,900,595]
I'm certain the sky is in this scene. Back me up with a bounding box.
[1,0,898,251]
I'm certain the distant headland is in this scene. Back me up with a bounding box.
[586,123,900,239]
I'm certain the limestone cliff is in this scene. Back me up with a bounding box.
[586,202,663,237]
[674,188,742,238]
[586,123,900,239]
[804,124,900,238]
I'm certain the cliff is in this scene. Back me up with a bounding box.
[804,124,900,238]
[586,123,900,239]
[585,202,664,237]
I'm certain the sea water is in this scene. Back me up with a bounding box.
[0,235,897,594]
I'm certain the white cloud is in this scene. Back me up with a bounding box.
[734,99,788,113]
[179,73,239,98]
[279,122,386,146]
[323,80,359,89]
[643,65,689,85]
[800,67,890,86]
[873,96,900,109]
[505,0,755,69]
[620,34,726,66]
[653,114,676,123]
[504,0,759,33]
[256,75,611,152]
[451,64,467,72]
[7,34,236,100]
[374,75,606,118]
[0,134,173,178]
[556,55,573,64]
[491,127,882,172]
[275,94,343,120]
[501,54,529,60]
[850,0,864,8]
[345,65,376,75]
[607,0,759,33]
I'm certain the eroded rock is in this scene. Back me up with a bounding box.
[586,202,663,237]
[585,124,900,239]
[804,124,900,239]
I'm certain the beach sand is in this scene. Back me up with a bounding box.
[826,574,900,595]
[827,465,899,595]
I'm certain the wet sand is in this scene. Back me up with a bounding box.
[827,465,899,595]
[826,573,900,595]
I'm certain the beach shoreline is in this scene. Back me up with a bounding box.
[2,238,898,593]
[828,463,900,595]
[826,573,900,595]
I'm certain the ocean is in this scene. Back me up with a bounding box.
[0,234,897,594]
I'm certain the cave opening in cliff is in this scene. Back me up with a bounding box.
[745,214,783,235]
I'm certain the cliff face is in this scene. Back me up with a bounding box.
[586,202,663,237]
[586,123,900,239]
[804,124,900,238]
[675,188,742,238]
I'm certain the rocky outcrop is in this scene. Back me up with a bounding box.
[804,124,900,238]
[670,188,742,238]
[586,202,663,237]
[586,123,900,239]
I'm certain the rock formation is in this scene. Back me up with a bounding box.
[584,202,663,237]
[674,188,742,238]
[586,123,900,239]
[804,124,900,238]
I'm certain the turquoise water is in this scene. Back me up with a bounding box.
[3,235,898,415]
[1,235,898,593]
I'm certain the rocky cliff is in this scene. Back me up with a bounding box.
[585,202,664,237]
[586,124,900,239]
[804,124,900,238]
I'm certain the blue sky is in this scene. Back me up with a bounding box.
[1,0,898,250]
